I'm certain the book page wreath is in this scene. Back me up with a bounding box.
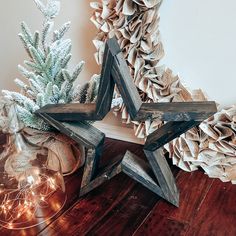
[90,0,236,184]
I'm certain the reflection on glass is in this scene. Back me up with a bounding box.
[0,104,66,229]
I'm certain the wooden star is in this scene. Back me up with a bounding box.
[36,37,217,206]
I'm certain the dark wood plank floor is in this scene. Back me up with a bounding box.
[0,133,236,236]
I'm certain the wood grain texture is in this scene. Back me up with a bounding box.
[88,184,159,236]
[80,160,122,197]
[155,171,214,222]
[134,213,189,236]
[144,149,179,207]
[122,151,165,199]
[134,171,214,236]
[38,113,105,149]
[111,52,142,119]
[39,174,135,236]
[96,41,115,119]
[80,140,105,190]
[107,37,122,56]
[35,103,98,121]
[80,148,97,188]
[144,121,200,152]
[134,101,217,122]
[185,179,236,236]
[79,143,178,206]
[79,142,179,205]
[88,166,179,236]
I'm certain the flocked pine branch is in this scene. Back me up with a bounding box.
[2,0,100,131]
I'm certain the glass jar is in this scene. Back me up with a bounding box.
[0,104,66,230]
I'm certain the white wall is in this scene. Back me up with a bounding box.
[160,0,236,108]
[0,0,99,92]
[1,0,236,108]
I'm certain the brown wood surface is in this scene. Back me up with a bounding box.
[0,135,235,236]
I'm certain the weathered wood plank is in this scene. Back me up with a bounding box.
[122,151,165,199]
[35,103,98,121]
[80,159,122,197]
[144,120,200,152]
[95,40,115,119]
[33,36,218,214]
[111,52,142,119]
[80,138,106,190]
[144,149,179,207]
[38,113,105,148]
[80,149,97,188]
[107,37,122,56]
[80,147,178,206]
[134,101,217,121]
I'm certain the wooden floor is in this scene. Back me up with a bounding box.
[0,135,236,236]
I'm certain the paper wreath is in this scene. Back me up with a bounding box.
[90,0,236,184]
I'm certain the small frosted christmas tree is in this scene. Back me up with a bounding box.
[3,0,99,131]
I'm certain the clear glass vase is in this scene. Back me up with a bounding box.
[0,104,66,230]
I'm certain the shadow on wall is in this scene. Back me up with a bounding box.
[78,1,100,83]
[72,0,100,84]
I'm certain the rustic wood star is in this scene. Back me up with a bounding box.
[36,37,217,206]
